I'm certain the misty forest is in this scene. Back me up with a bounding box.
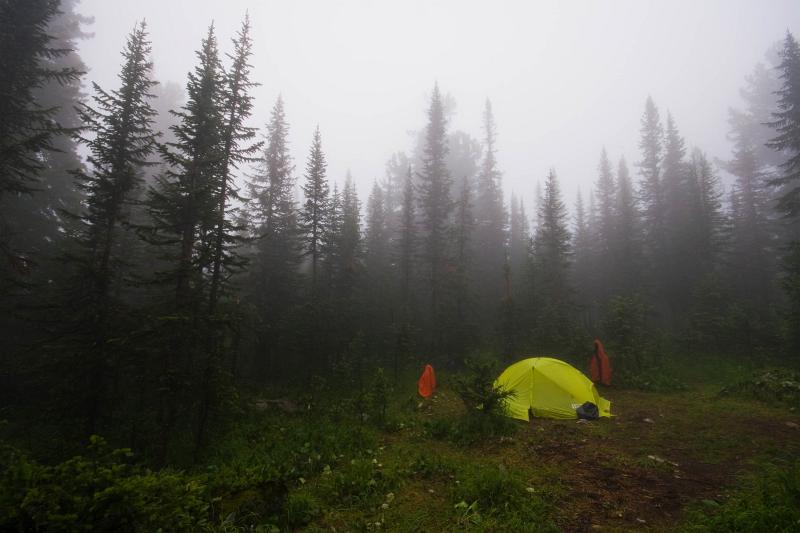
[2,1,800,531]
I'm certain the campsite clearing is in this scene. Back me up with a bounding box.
[289,383,800,532]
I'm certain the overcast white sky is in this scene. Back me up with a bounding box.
[77,0,800,211]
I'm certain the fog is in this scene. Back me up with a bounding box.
[78,0,799,206]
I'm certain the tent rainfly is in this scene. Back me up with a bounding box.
[495,357,612,420]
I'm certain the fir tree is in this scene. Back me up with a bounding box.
[637,96,665,261]
[612,156,644,296]
[247,95,299,381]
[531,169,573,349]
[0,0,82,279]
[417,83,453,352]
[301,126,330,300]
[0,0,91,263]
[145,25,226,460]
[196,14,262,458]
[768,31,800,218]
[474,99,507,334]
[66,21,158,435]
[593,148,615,304]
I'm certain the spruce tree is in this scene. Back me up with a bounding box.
[767,31,800,355]
[450,175,475,352]
[572,190,594,324]
[474,99,507,334]
[768,31,800,218]
[593,148,616,304]
[247,95,299,381]
[396,167,416,323]
[531,169,572,349]
[725,107,773,307]
[146,25,226,460]
[417,83,453,352]
[301,126,330,301]
[612,156,644,296]
[0,0,82,280]
[67,21,159,435]
[196,15,261,458]
[0,0,90,262]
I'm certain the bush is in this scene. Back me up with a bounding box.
[453,463,556,531]
[0,436,209,532]
[316,457,396,507]
[682,462,800,532]
[453,358,514,416]
[719,368,800,408]
[285,492,321,528]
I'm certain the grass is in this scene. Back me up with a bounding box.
[4,356,800,531]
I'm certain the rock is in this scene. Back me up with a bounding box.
[643,418,655,424]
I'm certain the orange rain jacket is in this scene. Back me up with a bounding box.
[418,364,437,398]
[589,338,612,386]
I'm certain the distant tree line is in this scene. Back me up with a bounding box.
[1,0,800,462]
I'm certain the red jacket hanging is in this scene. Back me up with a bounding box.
[589,338,612,386]
[418,364,437,398]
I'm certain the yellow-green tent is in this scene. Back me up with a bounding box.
[495,357,612,421]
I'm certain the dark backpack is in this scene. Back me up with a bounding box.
[576,401,599,420]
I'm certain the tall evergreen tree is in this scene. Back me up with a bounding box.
[768,32,800,220]
[196,15,261,457]
[395,167,417,325]
[474,99,507,335]
[301,126,330,301]
[612,156,644,296]
[449,175,475,352]
[0,0,82,280]
[726,107,774,308]
[593,148,616,304]
[146,25,226,460]
[768,31,800,354]
[417,84,453,352]
[67,21,159,435]
[0,0,91,262]
[531,169,573,349]
[247,95,299,381]
[572,190,594,327]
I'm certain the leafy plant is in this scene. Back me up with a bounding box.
[720,368,800,408]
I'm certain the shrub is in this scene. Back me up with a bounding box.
[453,358,514,416]
[285,492,321,528]
[719,368,800,408]
[682,462,800,532]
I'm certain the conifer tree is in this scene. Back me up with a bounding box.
[593,148,615,304]
[247,95,299,380]
[474,99,507,333]
[67,21,158,434]
[637,96,665,261]
[0,0,82,279]
[768,31,800,218]
[612,157,644,296]
[508,194,530,296]
[196,15,261,458]
[531,169,573,349]
[365,181,392,355]
[146,25,226,459]
[301,126,330,300]
[0,0,91,262]
[572,190,594,324]
[767,31,800,354]
[450,175,475,352]
[725,108,773,307]
[396,167,416,323]
[417,84,453,352]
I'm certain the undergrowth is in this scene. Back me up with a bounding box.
[681,461,800,532]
